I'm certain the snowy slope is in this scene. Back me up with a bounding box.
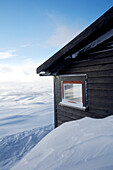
[0,81,53,138]
[12,116,113,170]
[0,124,53,170]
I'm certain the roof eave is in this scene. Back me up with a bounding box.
[36,7,113,74]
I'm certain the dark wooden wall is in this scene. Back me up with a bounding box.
[54,47,113,127]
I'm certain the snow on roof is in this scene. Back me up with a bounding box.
[12,116,113,170]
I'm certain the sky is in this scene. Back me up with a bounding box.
[0,0,113,83]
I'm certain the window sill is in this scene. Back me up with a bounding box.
[59,102,88,111]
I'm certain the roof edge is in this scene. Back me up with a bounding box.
[37,7,113,74]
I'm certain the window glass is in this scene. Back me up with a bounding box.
[62,81,83,107]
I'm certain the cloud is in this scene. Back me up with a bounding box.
[0,50,16,59]
[0,63,33,82]
[0,65,13,73]
[0,59,52,85]
[46,25,80,48]
[20,44,32,48]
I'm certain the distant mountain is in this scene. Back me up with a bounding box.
[0,124,53,170]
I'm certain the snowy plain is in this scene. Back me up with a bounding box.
[0,79,53,138]
[0,78,54,169]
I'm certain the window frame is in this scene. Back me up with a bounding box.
[59,74,88,110]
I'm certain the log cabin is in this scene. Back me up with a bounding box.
[37,7,113,127]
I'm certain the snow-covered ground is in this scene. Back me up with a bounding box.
[0,80,53,138]
[1,80,113,170]
[12,116,113,170]
[0,79,54,169]
[0,124,53,170]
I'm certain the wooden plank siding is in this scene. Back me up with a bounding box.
[55,47,113,126]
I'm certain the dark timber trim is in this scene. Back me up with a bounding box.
[54,76,57,128]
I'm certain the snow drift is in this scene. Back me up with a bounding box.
[12,116,113,170]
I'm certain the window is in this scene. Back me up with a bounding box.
[60,75,88,110]
[62,81,83,106]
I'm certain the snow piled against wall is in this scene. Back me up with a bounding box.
[12,116,113,170]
